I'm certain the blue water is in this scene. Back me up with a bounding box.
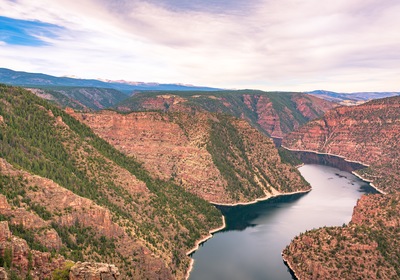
[189,164,376,280]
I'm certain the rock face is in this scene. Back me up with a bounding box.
[282,96,400,279]
[283,193,400,280]
[283,96,400,193]
[0,85,224,279]
[0,221,67,279]
[69,262,119,280]
[0,268,7,280]
[69,110,310,204]
[116,91,336,138]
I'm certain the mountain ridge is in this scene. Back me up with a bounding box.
[68,109,310,204]
[0,68,221,94]
[308,90,400,105]
[115,90,336,138]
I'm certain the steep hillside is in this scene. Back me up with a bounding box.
[115,90,336,138]
[69,110,310,204]
[0,84,222,279]
[27,86,127,111]
[283,193,400,280]
[282,96,400,279]
[283,96,400,193]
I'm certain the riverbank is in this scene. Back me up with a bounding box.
[281,254,299,280]
[209,189,311,207]
[281,146,370,167]
[185,188,311,280]
[351,171,386,195]
[185,216,226,280]
[281,146,385,195]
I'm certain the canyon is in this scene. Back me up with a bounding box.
[69,109,310,204]
[0,84,322,279]
[282,96,400,279]
[1,82,398,279]
[115,91,335,138]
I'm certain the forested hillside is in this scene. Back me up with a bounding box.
[0,84,222,279]
[27,86,127,111]
[70,110,310,204]
[115,90,336,138]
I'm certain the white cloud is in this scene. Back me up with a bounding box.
[0,0,399,91]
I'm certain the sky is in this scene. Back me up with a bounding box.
[0,0,399,92]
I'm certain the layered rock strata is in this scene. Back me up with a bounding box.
[282,96,400,279]
[115,91,336,138]
[70,110,310,204]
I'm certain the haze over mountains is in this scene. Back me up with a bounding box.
[309,90,400,105]
[1,68,398,107]
[0,68,220,94]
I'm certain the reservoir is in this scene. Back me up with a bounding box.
[189,164,376,280]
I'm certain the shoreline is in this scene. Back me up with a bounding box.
[185,155,382,279]
[281,254,299,280]
[279,149,388,280]
[281,146,386,195]
[281,146,370,167]
[351,171,386,195]
[295,163,305,169]
[185,215,226,280]
[209,189,311,207]
[184,188,311,280]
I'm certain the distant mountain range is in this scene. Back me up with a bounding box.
[308,90,400,105]
[0,68,220,94]
[1,68,398,109]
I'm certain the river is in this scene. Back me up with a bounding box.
[188,164,377,280]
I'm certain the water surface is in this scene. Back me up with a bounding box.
[189,164,376,280]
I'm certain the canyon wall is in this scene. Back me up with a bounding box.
[70,109,310,204]
[115,91,336,138]
[283,96,400,193]
[282,96,400,279]
[0,85,223,279]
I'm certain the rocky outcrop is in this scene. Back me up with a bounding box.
[69,110,310,204]
[0,157,172,279]
[115,91,336,138]
[0,221,67,279]
[0,268,7,279]
[0,193,63,250]
[0,220,121,280]
[69,262,119,280]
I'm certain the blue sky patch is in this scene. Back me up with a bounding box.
[0,16,63,46]
[143,0,256,14]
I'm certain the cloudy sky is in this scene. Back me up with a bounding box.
[0,0,399,91]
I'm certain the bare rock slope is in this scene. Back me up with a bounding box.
[70,109,310,204]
